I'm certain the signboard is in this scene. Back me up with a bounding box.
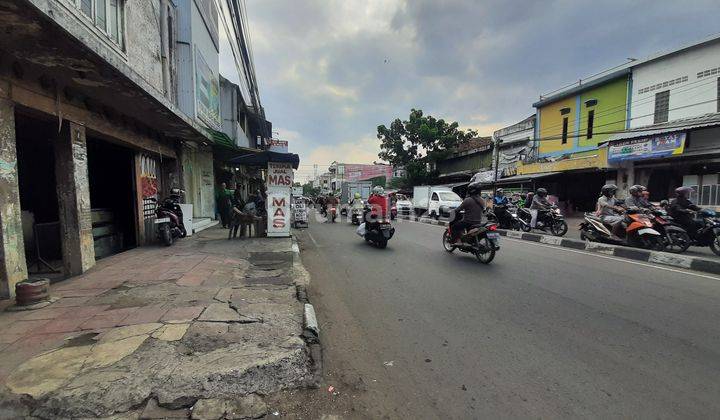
[267,139,289,153]
[608,133,686,163]
[266,189,291,237]
[343,164,393,182]
[195,49,220,130]
[517,148,608,175]
[292,186,304,196]
[267,162,294,187]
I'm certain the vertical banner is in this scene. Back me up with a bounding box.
[266,162,294,237]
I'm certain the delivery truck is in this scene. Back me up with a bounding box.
[340,181,372,215]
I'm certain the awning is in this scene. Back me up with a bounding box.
[228,151,300,169]
[479,171,561,186]
[207,128,237,150]
[605,112,720,143]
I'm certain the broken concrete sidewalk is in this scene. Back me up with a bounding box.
[0,227,314,419]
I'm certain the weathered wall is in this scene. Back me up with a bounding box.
[125,0,165,94]
[181,145,215,219]
[0,98,28,298]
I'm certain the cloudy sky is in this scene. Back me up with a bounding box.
[222,0,718,182]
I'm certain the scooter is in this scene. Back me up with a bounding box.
[579,210,662,250]
[350,205,363,225]
[486,204,519,230]
[329,206,337,223]
[517,206,568,236]
[442,220,500,264]
[357,207,395,248]
[154,188,187,246]
[671,208,720,256]
[647,208,691,253]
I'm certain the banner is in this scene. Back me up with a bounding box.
[267,162,294,187]
[266,189,291,237]
[267,139,289,153]
[608,132,686,163]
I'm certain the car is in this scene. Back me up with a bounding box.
[395,194,413,215]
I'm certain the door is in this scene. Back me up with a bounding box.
[430,192,440,214]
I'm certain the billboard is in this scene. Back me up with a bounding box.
[343,164,393,182]
[608,133,686,163]
[195,49,220,130]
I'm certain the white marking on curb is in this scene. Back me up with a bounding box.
[585,242,616,255]
[292,243,300,254]
[649,252,693,269]
[540,236,563,245]
[304,303,319,335]
[505,231,523,238]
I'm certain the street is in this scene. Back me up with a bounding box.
[295,211,720,419]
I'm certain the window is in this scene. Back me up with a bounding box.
[80,0,92,16]
[431,193,439,201]
[74,0,125,48]
[561,117,569,144]
[654,90,670,124]
[586,110,595,140]
[96,0,106,29]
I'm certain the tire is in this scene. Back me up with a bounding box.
[442,230,456,253]
[376,239,388,249]
[474,237,495,264]
[551,220,568,237]
[663,227,691,254]
[520,222,531,232]
[179,225,187,238]
[160,225,173,246]
[710,234,720,256]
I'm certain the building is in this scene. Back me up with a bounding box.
[326,162,393,192]
[606,35,720,205]
[0,0,270,298]
[436,137,494,184]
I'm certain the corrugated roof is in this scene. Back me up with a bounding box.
[605,113,720,143]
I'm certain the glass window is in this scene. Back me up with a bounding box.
[431,193,439,201]
[438,192,461,201]
[108,0,119,43]
[561,117,569,144]
[654,90,670,124]
[586,110,594,140]
[96,0,107,31]
[80,0,92,17]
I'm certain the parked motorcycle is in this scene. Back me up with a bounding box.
[486,204,519,230]
[154,188,187,246]
[442,221,500,264]
[517,206,568,236]
[579,210,662,250]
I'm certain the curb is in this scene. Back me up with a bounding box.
[397,214,720,276]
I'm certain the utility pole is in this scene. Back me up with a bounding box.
[492,135,502,196]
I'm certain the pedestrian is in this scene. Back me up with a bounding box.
[215,182,233,228]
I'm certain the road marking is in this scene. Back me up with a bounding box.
[307,231,320,247]
[401,217,720,280]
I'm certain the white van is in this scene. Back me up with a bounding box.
[413,186,463,218]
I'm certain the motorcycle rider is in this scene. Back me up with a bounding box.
[367,186,388,220]
[450,184,485,243]
[596,184,626,238]
[493,188,509,206]
[325,193,339,221]
[524,192,534,209]
[668,186,702,236]
[530,188,552,228]
[625,185,653,209]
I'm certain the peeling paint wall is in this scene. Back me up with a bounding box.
[125,0,165,94]
[0,99,28,298]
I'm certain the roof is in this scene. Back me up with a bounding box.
[605,113,720,143]
[207,128,237,150]
[477,172,561,186]
[228,151,300,169]
[534,33,720,108]
[453,137,493,154]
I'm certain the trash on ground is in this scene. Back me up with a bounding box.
[383,361,394,366]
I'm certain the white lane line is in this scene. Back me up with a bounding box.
[401,217,720,280]
[307,231,320,247]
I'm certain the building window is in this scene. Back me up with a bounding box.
[654,90,670,124]
[74,0,125,48]
[561,117,569,144]
[586,110,594,140]
[717,77,720,113]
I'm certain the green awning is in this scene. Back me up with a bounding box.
[206,128,237,150]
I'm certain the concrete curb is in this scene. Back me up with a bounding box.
[397,214,720,276]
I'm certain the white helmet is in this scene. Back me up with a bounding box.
[372,186,384,195]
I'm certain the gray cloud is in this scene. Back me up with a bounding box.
[229,0,719,179]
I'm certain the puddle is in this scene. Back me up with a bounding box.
[64,332,99,347]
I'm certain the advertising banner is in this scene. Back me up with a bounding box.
[195,49,220,130]
[267,139,289,153]
[267,162,294,237]
[266,189,291,237]
[344,164,393,182]
[608,133,686,163]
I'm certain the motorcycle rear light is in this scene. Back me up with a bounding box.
[488,224,497,231]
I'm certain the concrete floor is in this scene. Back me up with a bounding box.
[294,212,720,419]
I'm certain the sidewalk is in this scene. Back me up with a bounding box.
[0,227,314,419]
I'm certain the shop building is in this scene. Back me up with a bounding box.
[436,137,493,184]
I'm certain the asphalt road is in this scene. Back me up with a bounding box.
[294,211,720,419]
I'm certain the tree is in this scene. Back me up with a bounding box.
[302,182,320,197]
[377,109,477,186]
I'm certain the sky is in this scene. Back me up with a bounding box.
[220,0,719,183]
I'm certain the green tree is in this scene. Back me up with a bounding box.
[302,182,320,197]
[377,109,477,186]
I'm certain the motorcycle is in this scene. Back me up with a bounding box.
[390,205,397,220]
[329,206,337,223]
[517,206,568,236]
[682,209,720,255]
[358,207,395,248]
[647,208,691,253]
[350,206,363,225]
[154,188,187,246]
[579,209,662,249]
[486,204,519,230]
[442,220,500,264]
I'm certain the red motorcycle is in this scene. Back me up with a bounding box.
[329,206,337,223]
[154,188,187,246]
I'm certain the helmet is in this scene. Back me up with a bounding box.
[628,185,645,196]
[372,186,384,195]
[496,188,504,195]
[601,184,618,197]
[466,183,481,196]
[354,192,361,199]
[536,188,548,197]
[675,186,693,198]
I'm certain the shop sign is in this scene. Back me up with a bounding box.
[292,186,303,196]
[266,189,291,237]
[608,133,686,162]
[195,49,220,130]
[267,162,294,187]
[517,148,608,175]
[267,139,289,153]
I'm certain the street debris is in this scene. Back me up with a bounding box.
[383,361,394,366]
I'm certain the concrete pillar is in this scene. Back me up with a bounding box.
[55,121,95,276]
[0,99,27,298]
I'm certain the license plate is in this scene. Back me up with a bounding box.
[380,224,391,230]
[638,228,660,236]
[154,217,170,224]
[486,232,500,239]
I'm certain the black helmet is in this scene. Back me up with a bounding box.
[467,183,481,196]
[536,188,548,197]
[628,185,645,196]
[601,184,618,197]
[675,186,693,198]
